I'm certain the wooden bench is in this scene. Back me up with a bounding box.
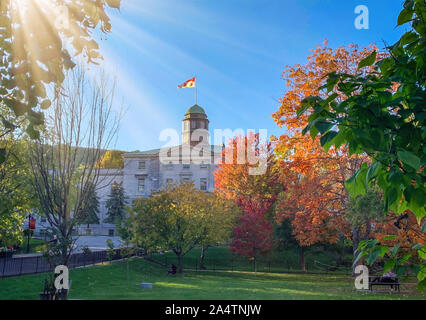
[369,276,400,292]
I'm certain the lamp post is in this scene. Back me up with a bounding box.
[26,214,32,253]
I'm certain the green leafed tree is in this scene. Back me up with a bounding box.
[104,182,127,224]
[0,133,38,247]
[77,182,100,228]
[299,0,426,290]
[128,183,234,273]
[0,0,122,145]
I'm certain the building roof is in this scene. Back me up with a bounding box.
[185,104,206,115]
[123,145,222,157]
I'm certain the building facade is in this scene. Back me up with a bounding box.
[78,104,222,236]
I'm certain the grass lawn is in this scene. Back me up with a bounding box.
[150,246,353,274]
[14,238,47,254]
[0,256,424,300]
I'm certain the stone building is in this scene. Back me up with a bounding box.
[78,104,222,236]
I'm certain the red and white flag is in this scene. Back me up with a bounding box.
[178,77,196,88]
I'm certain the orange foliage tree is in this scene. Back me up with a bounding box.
[214,133,284,213]
[272,41,380,268]
[214,134,284,262]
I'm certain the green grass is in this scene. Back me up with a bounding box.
[151,246,352,274]
[15,238,46,254]
[0,256,424,300]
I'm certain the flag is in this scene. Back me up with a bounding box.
[178,77,196,88]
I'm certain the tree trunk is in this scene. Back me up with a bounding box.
[177,253,183,274]
[299,246,306,272]
[352,226,361,276]
[253,256,257,276]
[199,245,208,270]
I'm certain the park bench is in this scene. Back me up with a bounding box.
[368,276,400,293]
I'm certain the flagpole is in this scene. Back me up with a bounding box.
[195,75,197,105]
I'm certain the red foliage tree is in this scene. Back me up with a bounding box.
[231,209,273,274]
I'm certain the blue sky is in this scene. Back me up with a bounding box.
[97,0,405,152]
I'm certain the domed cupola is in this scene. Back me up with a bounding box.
[182,104,209,146]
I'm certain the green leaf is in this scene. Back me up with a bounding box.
[399,253,412,264]
[358,51,377,69]
[345,163,368,197]
[26,125,40,140]
[386,187,398,209]
[382,235,397,241]
[352,250,365,267]
[417,278,426,292]
[397,8,413,26]
[366,247,382,265]
[397,150,420,170]
[40,99,51,110]
[314,119,333,134]
[384,259,396,273]
[418,248,426,260]
[392,244,400,256]
[320,131,338,148]
[365,162,380,185]
[0,148,6,164]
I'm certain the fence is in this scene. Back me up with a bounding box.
[152,253,352,275]
[0,249,125,278]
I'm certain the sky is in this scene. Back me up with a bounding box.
[96,0,406,152]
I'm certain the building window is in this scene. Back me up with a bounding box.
[109,229,114,237]
[138,161,146,170]
[40,217,47,223]
[183,164,190,169]
[200,178,207,191]
[200,162,208,169]
[191,121,196,129]
[166,178,173,185]
[138,178,145,192]
[181,176,191,183]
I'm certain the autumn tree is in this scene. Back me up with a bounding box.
[272,41,379,269]
[231,198,274,274]
[97,150,124,169]
[215,133,283,211]
[214,134,282,270]
[298,1,425,290]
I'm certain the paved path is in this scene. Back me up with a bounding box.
[73,236,125,253]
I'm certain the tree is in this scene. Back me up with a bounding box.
[231,210,273,273]
[345,186,385,272]
[198,194,239,269]
[271,41,379,270]
[0,135,37,247]
[29,67,120,266]
[104,182,127,224]
[77,182,100,228]
[129,183,226,273]
[299,0,425,290]
[214,133,283,210]
[0,0,122,142]
[97,150,124,169]
[214,134,282,271]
